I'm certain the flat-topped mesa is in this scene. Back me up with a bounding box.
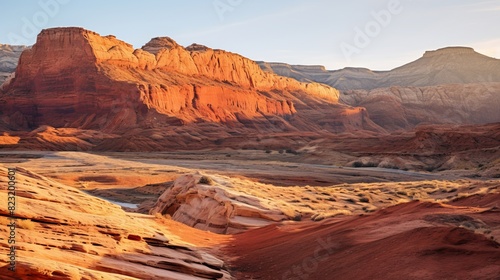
[293,64,327,72]
[0,27,349,134]
[11,27,138,83]
[423,47,476,58]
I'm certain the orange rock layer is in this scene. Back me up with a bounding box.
[0,27,371,135]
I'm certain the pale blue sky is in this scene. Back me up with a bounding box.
[1,0,499,70]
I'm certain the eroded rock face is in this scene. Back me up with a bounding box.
[0,166,231,279]
[150,174,289,234]
[341,83,500,130]
[258,48,500,131]
[0,27,349,134]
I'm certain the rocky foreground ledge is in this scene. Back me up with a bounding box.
[0,166,231,280]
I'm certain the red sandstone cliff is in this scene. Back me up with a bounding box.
[0,27,378,137]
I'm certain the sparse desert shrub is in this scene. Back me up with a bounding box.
[155,213,172,220]
[313,209,352,221]
[363,207,376,213]
[425,166,435,172]
[311,213,325,221]
[292,214,302,221]
[359,197,370,203]
[17,219,36,230]
[265,150,272,154]
[199,176,215,185]
[344,198,356,204]
[285,149,299,155]
[352,161,363,168]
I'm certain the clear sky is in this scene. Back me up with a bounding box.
[1,0,499,70]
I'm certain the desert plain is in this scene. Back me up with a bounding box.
[0,27,499,279]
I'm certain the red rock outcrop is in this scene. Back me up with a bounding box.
[0,166,231,279]
[150,174,289,234]
[0,27,367,137]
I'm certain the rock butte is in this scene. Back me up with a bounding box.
[0,27,380,135]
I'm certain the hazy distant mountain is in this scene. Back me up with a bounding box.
[258,47,500,90]
[341,83,500,130]
[0,44,28,85]
[258,47,500,130]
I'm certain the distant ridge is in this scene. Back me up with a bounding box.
[258,46,500,90]
[422,46,475,58]
[0,44,29,85]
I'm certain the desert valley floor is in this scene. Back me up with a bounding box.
[0,150,499,279]
[0,26,499,279]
